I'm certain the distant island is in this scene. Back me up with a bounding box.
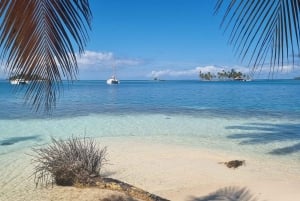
[199,69,251,81]
[9,74,46,85]
[9,74,45,81]
[153,77,166,81]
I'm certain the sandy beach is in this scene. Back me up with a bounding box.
[0,137,300,201]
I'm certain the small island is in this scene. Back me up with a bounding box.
[199,69,251,81]
[9,74,46,85]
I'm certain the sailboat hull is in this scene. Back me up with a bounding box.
[106,78,120,85]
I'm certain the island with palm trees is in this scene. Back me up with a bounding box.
[9,74,46,85]
[199,68,251,81]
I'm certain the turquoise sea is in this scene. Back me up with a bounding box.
[0,79,300,173]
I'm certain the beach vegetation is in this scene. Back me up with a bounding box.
[32,136,107,186]
[31,136,170,200]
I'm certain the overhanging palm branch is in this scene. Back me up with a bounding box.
[0,0,91,111]
[215,0,300,75]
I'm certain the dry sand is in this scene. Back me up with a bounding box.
[1,137,300,201]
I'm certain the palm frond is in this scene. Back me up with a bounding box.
[0,0,91,111]
[215,0,300,74]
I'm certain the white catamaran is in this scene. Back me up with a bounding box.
[106,75,119,85]
[106,63,120,85]
[10,78,29,85]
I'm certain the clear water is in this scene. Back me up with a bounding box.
[1,80,300,118]
[1,79,300,173]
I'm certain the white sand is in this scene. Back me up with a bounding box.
[1,137,300,201]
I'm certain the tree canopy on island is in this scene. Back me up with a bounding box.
[9,74,46,81]
[199,69,248,81]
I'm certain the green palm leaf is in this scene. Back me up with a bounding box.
[215,0,300,75]
[0,0,91,111]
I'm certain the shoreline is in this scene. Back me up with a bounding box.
[1,137,300,201]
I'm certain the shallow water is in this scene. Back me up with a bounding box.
[0,80,300,174]
[0,80,300,201]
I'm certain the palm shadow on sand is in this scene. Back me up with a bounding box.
[226,123,300,155]
[101,195,138,201]
[189,186,257,201]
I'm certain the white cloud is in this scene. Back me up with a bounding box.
[115,58,142,66]
[150,69,196,78]
[77,51,113,66]
[246,64,300,79]
[149,65,251,79]
[76,51,143,71]
[149,63,300,80]
[272,65,300,73]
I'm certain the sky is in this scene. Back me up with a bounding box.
[80,0,244,80]
[1,0,300,80]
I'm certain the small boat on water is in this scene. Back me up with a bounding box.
[106,75,120,85]
[106,63,120,85]
[234,77,252,82]
[10,79,29,85]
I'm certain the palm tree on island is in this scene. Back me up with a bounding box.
[199,69,249,81]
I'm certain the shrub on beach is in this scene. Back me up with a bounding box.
[32,136,107,186]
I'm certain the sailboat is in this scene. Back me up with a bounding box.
[106,75,119,84]
[106,63,120,85]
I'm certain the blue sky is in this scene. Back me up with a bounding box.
[1,0,299,80]
[81,0,241,80]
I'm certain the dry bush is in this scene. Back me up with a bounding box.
[32,136,107,186]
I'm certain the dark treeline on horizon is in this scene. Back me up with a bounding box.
[199,69,250,81]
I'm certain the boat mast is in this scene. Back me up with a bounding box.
[112,61,116,78]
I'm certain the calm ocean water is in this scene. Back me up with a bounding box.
[1,79,300,119]
[0,79,300,173]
